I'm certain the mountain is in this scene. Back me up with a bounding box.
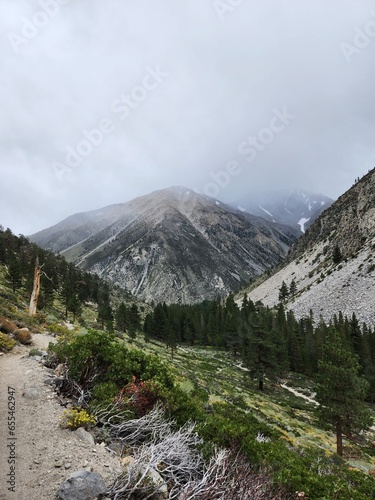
[233,188,333,233]
[30,186,298,304]
[241,169,375,326]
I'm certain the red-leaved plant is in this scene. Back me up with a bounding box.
[117,376,159,416]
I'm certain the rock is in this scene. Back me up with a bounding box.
[74,427,95,447]
[0,316,18,334]
[22,386,41,400]
[140,466,168,499]
[57,470,107,500]
[120,456,135,469]
[44,376,64,389]
[13,328,32,344]
[106,442,123,456]
[55,363,67,377]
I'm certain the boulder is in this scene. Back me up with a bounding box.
[0,316,18,334]
[57,470,107,500]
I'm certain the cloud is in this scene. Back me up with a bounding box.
[1,0,375,234]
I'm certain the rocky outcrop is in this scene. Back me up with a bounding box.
[290,168,375,261]
[244,167,375,326]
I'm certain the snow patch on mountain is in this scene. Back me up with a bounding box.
[259,205,273,217]
[298,217,310,233]
[232,189,333,233]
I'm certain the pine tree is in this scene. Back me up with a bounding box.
[278,281,289,303]
[349,312,362,358]
[224,293,240,355]
[289,278,297,296]
[97,287,113,331]
[316,330,372,456]
[332,244,342,264]
[115,302,129,332]
[6,254,23,292]
[67,293,82,322]
[245,312,279,391]
[129,304,141,332]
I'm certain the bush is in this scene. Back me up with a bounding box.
[13,328,32,345]
[29,348,43,357]
[0,332,16,352]
[50,329,176,410]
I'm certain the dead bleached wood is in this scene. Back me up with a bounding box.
[29,257,42,316]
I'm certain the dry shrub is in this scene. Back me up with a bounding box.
[13,328,32,345]
[0,316,18,334]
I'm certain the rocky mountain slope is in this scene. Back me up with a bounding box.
[242,169,375,326]
[30,187,298,304]
[233,188,333,233]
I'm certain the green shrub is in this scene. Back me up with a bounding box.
[50,329,176,408]
[29,348,43,357]
[0,332,16,352]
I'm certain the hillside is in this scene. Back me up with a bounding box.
[1,263,375,499]
[30,187,298,304]
[242,169,375,325]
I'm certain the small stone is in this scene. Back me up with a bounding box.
[106,442,123,455]
[34,459,40,465]
[54,462,63,468]
[82,460,89,467]
[64,463,71,469]
[120,456,135,468]
[22,386,41,400]
[74,427,95,447]
[100,442,105,447]
[104,463,110,467]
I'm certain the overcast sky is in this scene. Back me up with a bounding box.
[1,0,375,235]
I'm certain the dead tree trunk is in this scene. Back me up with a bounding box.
[29,257,42,316]
[336,415,343,457]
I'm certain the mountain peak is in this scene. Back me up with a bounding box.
[232,188,333,233]
[30,187,298,304]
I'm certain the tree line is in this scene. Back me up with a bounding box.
[0,227,141,330]
[143,294,375,399]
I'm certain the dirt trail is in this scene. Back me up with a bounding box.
[0,334,121,500]
[280,383,318,406]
